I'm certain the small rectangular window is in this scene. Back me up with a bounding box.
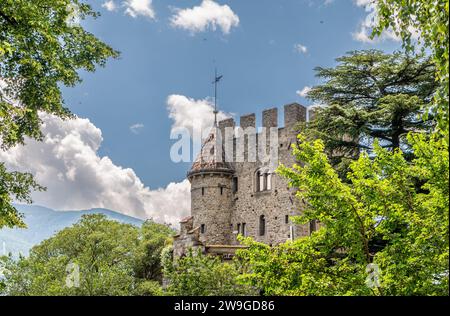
[242,223,246,236]
[237,223,241,234]
[232,177,238,193]
[310,220,317,234]
[259,215,265,236]
[285,215,289,224]
[201,224,206,234]
[220,186,224,195]
[259,173,264,191]
[202,187,205,196]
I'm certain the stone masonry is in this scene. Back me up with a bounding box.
[173,103,316,258]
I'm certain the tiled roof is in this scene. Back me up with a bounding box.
[189,126,234,175]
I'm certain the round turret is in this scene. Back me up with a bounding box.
[188,126,234,245]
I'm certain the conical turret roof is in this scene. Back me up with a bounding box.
[188,126,234,177]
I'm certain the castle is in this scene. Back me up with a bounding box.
[173,103,317,259]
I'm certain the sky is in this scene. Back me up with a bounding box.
[1,0,403,226]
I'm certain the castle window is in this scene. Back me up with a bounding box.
[201,224,206,234]
[232,177,238,193]
[267,173,272,190]
[242,223,246,236]
[256,169,272,192]
[220,186,224,195]
[256,170,261,192]
[309,219,317,234]
[202,187,205,196]
[259,215,266,236]
[237,223,241,234]
[310,220,318,235]
[285,215,289,224]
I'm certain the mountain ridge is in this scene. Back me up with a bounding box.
[0,204,144,257]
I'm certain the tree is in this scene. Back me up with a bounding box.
[374,0,449,131]
[237,133,448,295]
[0,214,173,296]
[0,0,118,228]
[236,1,449,297]
[133,220,174,283]
[162,248,257,296]
[303,50,437,177]
[0,163,43,228]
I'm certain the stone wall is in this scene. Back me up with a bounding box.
[184,103,314,250]
[190,172,234,245]
[229,104,310,246]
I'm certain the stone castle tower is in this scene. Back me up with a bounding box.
[188,125,234,245]
[173,103,317,258]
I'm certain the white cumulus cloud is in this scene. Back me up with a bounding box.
[101,0,155,19]
[296,86,312,98]
[129,123,144,134]
[167,94,232,135]
[0,113,190,227]
[102,0,118,12]
[294,43,308,54]
[124,0,155,19]
[170,0,240,34]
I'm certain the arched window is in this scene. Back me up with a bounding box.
[259,215,266,236]
[255,169,272,192]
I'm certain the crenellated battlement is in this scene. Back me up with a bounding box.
[218,102,308,133]
[177,102,315,256]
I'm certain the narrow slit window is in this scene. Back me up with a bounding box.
[285,215,289,224]
[310,220,317,234]
[200,224,206,234]
[232,177,238,193]
[256,171,261,192]
[201,187,205,196]
[259,215,266,236]
[242,223,246,236]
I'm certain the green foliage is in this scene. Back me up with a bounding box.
[0,0,118,228]
[303,50,436,177]
[163,248,257,296]
[133,220,174,282]
[0,214,173,296]
[237,133,448,296]
[0,163,44,229]
[373,0,449,131]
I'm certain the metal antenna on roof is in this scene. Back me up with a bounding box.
[212,68,223,126]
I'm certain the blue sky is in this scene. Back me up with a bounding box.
[1,0,406,224]
[61,0,401,190]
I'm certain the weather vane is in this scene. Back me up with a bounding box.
[212,68,223,126]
